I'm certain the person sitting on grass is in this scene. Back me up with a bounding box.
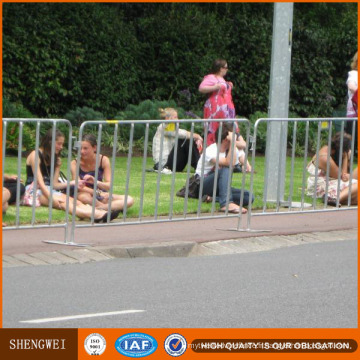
[306,132,358,205]
[71,134,134,212]
[2,188,11,227]
[25,129,119,223]
[152,107,203,174]
[195,122,254,214]
[2,174,25,227]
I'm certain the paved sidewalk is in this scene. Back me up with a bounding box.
[2,209,358,267]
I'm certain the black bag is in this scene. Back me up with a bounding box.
[58,171,68,184]
[58,171,75,196]
[176,175,200,199]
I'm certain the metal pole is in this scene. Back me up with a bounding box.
[265,2,293,202]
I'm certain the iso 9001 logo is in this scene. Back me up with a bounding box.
[164,334,187,357]
[84,333,106,355]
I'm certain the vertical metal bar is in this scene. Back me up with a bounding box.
[300,121,310,210]
[183,122,195,218]
[2,121,7,187]
[154,123,165,220]
[15,122,24,227]
[31,122,41,225]
[323,121,333,208]
[224,122,237,214]
[63,123,73,242]
[106,123,118,222]
[312,122,322,209]
[90,125,103,223]
[123,123,134,220]
[236,120,249,230]
[14,123,22,223]
[211,122,222,216]
[47,124,58,224]
[247,119,260,230]
[347,120,355,206]
[288,120,297,211]
[70,125,84,243]
[197,122,209,217]
[275,120,286,212]
[169,124,179,219]
[139,123,149,220]
[262,122,269,212]
[335,122,345,208]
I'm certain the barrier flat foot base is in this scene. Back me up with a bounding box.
[42,240,91,247]
[217,228,272,233]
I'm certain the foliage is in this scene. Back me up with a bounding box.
[225,3,273,117]
[240,111,269,154]
[2,98,36,152]
[101,130,128,154]
[64,106,105,128]
[3,4,85,116]
[63,100,201,155]
[3,3,139,117]
[114,99,193,143]
[288,120,320,156]
[2,97,35,119]
[4,123,36,154]
[2,2,357,121]
[291,3,357,117]
[293,3,358,115]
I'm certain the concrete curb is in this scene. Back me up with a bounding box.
[3,228,357,268]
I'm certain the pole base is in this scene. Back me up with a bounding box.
[282,201,312,208]
[42,240,91,247]
[217,228,272,233]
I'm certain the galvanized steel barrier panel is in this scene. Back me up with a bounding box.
[68,118,251,244]
[2,118,73,243]
[245,117,358,232]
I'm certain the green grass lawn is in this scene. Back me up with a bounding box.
[3,155,323,225]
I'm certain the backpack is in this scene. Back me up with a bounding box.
[176,175,200,199]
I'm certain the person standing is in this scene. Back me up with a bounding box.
[199,59,236,146]
[345,52,358,152]
[199,59,251,173]
[346,52,358,117]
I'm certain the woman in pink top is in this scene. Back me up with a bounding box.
[199,59,236,146]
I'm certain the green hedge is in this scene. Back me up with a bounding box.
[3,3,357,119]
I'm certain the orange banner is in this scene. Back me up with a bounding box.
[78,329,360,360]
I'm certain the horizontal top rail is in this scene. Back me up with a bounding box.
[255,117,356,124]
[2,118,71,123]
[78,118,249,127]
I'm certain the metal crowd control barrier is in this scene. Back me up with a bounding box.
[244,117,358,232]
[67,118,251,245]
[2,118,74,243]
[3,116,357,246]
[2,117,251,246]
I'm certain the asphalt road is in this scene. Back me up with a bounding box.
[3,239,357,328]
